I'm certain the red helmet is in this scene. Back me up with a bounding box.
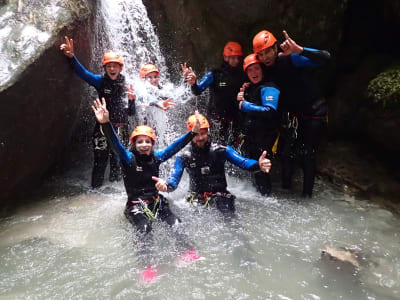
[187,114,210,131]
[139,64,160,78]
[102,51,124,67]
[243,54,262,72]
[130,125,156,143]
[223,41,243,57]
[253,30,277,54]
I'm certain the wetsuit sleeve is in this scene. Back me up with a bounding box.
[70,56,103,90]
[241,86,279,114]
[101,122,133,164]
[191,72,214,95]
[154,131,196,162]
[166,156,185,191]
[290,47,331,67]
[225,145,259,171]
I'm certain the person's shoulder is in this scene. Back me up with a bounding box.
[210,143,226,152]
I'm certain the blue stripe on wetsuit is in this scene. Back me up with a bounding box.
[195,72,214,94]
[290,47,324,67]
[72,56,103,90]
[102,123,193,166]
[166,145,259,190]
[241,86,279,112]
[154,131,193,162]
[166,156,184,190]
[225,145,258,169]
[101,123,133,164]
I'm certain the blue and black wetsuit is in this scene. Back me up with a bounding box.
[239,80,280,195]
[167,141,261,214]
[191,62,246,144]
[101,122,196,233]
[69,56,135,187]
[263,47,330,197]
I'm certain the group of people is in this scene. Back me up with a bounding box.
[60,29,330,257]
[182,30,330,198]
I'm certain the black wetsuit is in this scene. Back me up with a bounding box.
[101,122,195,234]
[263,47,330,197]
[70,56,135,188]
[239,80,281,195]
[167,141,260,215]
[191,62,246,145]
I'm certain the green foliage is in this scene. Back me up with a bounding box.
[367,63,400,108]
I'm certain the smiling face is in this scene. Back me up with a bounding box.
[257,44,278,67]
[104,62,123,80]
[246,63,263,84]
[192,128,209,148]
[134,135,153,155]
[145,71,160,87]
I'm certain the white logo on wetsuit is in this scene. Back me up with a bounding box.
[136,166,143,172]
[201,166,210,175]
[104,88,112,94]
[94,136,107,150]
[265,95,273,101]
[219,82,227,87]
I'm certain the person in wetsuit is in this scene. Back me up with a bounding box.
[60,36,135,188]
[181,42,247,145]
[127,64,176,127]
[253,30,330,197]
[91,98,200,234]
[153,113,272,216]
[236,54,281,196]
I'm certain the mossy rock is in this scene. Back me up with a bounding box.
[367,63,400,107]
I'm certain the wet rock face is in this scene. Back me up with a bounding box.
[143,0,346,76]
[0,0,93,201]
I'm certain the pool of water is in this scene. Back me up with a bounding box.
[0,174,399,299]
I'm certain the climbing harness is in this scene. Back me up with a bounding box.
[130,196,160,221]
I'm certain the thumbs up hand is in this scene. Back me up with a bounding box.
[258,151,271,173]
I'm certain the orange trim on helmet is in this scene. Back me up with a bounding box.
[243,54,262,72]
[139,64,160,78]
[102,51,124,67]
[253,30,277,54]
[130,125,156,143]
[223,41,243,57]
[187,114,210,131]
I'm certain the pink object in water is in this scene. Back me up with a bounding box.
[140,267,158,284]
[176,248,202,266]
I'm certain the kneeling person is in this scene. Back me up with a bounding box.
[154,114,271,215]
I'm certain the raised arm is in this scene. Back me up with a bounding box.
[166,156,185,191]
[154,131,196,162]
[92,98,132,164]
[191,72,214,95]
[60,36,102,89]
[154,111,201,162]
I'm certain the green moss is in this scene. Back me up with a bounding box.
[367,63,400,107]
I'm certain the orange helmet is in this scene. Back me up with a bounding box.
[253,30,277,54]
[139,64,160,78]
[130,125,156,143]
[243,54,262,72]
[223,41,243,57]
[102,51,124,67]
[187,114,210,131]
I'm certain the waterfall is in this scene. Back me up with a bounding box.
[92,0,194,151]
